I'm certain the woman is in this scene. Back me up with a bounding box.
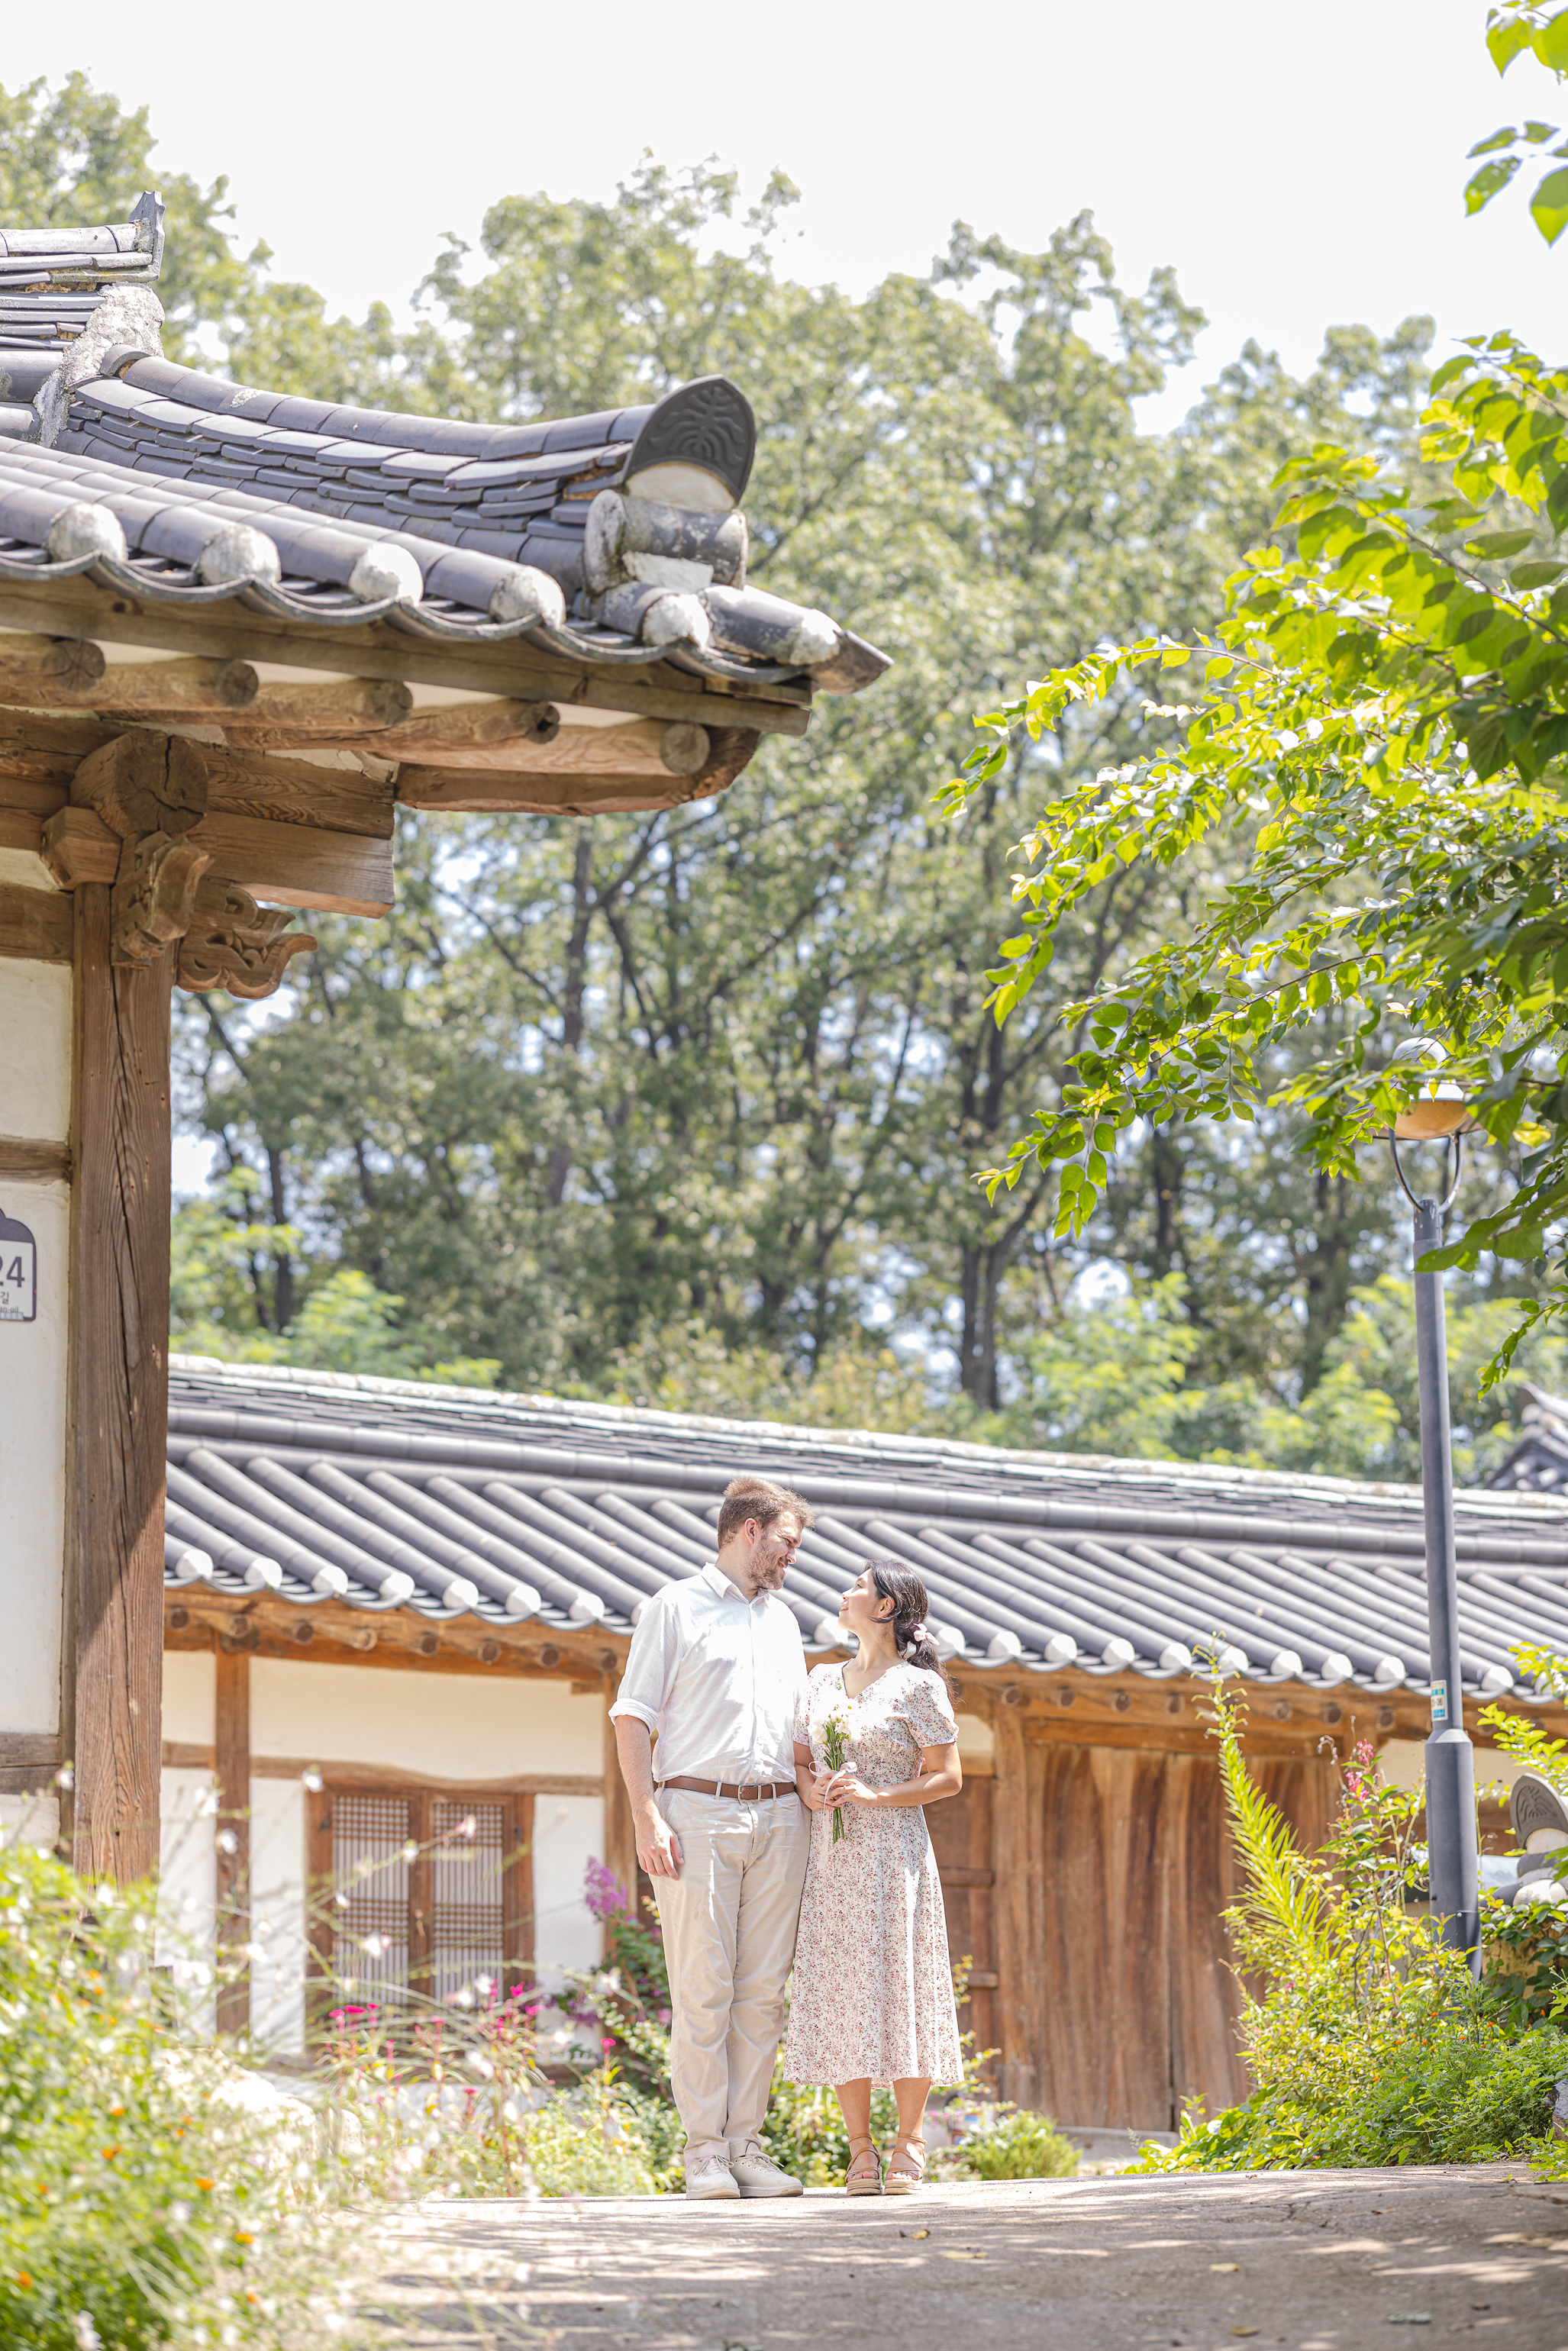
[783,1558,964,2195]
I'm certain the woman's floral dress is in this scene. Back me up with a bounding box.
[782,1661,965,2087]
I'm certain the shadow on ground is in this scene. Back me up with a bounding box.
[359,2166,1568,2349]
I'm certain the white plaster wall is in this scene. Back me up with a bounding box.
[0,1792,59,1847]
[954,1712,994,1762]
[0,956,72,1142]
[158,1766,217,2034]
[250,1776,307,2057]
[0,1173,69,1733]
[249,1658,605,1776]
[532,1792,605,1978]
[1381,1737,1530,1795]
[163,1649,216,1745]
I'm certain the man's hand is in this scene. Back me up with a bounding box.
[800,1770,836,1814]
[635,1804,682,1878]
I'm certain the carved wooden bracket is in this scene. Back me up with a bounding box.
[71,730,209,840]
[177,876,316,999]
[111,830,213,968]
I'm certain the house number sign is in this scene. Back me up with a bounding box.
[0,1209,37,1322]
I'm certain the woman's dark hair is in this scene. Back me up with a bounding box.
[866,1557,951,1694]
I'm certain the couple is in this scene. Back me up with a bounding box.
[611,1475,964,2200]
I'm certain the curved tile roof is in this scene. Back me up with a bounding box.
[166,1357,1568,1704]
[0,195,889,695]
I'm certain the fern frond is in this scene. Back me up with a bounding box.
[1207,1675,1338,1976]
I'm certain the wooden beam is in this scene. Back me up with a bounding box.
[990,1702,1034,2110]
[44,801,395,918]
[215,1644,250,2037]
[0,711,113,785]
[381,711,690,775]
[165,1587,626,1683]
[227,692,552,759]
[185,811,394,918]
[221,676,413,741]
[161,1743,602,1798]
[94,657,258,719]
[0,1137,71,1182]
[0,634,105,701]
[602,1671,637,1923]
[505,1791,536,1982]
[395,769,727,816]
[0,881,72,963]
[0,579,812,734]
[67,885,170,1883]
[200,746,395,840]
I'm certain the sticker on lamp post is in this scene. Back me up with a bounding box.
[1430,1678,1448,1725]
[0,1210,37,1322]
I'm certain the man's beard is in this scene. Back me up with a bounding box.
[754,1547,790,1591]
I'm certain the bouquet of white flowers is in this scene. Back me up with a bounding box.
[821,1701,853,1843]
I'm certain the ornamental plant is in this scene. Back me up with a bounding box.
[1131,1679,1568,2173]
[0,1825,353,2350]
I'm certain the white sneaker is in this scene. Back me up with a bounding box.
[728,2147,804,2198]
[685,2156,741,2200]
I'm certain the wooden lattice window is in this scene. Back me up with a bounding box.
[306,1784,534,2023]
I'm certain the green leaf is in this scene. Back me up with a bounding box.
[1538,10,1568,70]
[1526,118,1563,141]
[1532,164,1568,242]
[1466,527,1536,556]
[1161,646,1191,669]
[1466,155,1524,213]
[1512,557,1568,585]
[1469,124,1521,154]
[1490,12,1536,70]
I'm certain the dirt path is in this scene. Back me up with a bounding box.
[360,2165,1568,2349]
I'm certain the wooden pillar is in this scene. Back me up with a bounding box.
[602,1672,637,1938]
[215,1642,250,2035]
[65,883,173,1881]
[991,1700,1037,2109]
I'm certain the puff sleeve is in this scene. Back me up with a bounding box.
[900,1669,958,1750]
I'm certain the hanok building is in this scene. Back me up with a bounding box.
[159,1353,1568,2133]
[0,198,887,1882]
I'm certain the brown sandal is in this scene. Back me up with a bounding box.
[883,2138,926,2193]
[845,2136,883,2196]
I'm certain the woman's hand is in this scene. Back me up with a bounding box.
[824,1770,880,1808]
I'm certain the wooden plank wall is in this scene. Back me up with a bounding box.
[1007,1740,1341,2130]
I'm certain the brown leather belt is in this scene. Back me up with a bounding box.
[657,1775,795,1801]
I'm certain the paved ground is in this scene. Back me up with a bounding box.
[360,2165,1568,2349]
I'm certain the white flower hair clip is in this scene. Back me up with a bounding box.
[902,1621,928,1649]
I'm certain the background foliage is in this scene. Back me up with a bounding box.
[11,70,1557,1473]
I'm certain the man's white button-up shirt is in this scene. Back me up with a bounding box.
[608,1561,806,1784]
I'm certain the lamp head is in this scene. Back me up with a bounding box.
[1391,1036,1468,1138]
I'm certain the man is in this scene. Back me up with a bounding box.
[611,1475,814,2199]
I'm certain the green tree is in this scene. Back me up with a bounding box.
[942,11,1568,1394]
[171,160,1441,1416]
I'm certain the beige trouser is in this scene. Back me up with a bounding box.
[652,1785,809,2169]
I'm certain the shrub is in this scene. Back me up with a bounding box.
[957,2108,1079,2179]
[1131,1675,1568,2175]
[0,1829,352,2349]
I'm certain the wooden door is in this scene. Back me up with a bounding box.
[928,1772,995,2064]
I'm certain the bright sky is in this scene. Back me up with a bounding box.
[8,1,1568,427]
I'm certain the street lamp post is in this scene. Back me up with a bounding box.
[1389,1076,1480,1966]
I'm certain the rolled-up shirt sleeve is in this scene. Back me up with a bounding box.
[608,1594,682,1737]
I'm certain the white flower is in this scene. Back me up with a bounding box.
[168,2199,192,2226]
[302,1768,324,1793]
[72,2316,102,2351]
[216,1829,239,1856]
